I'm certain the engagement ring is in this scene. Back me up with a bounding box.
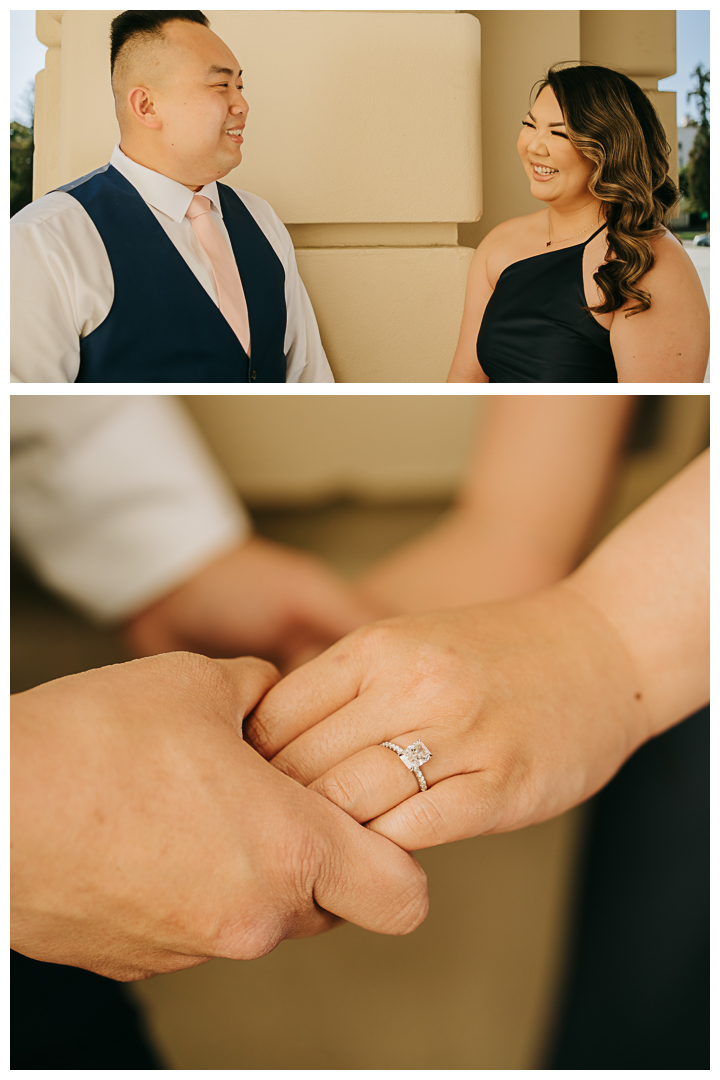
[381,739,432,792]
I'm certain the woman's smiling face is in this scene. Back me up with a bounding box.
[517,85,596,206]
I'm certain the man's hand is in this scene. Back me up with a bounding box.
[11,653,428,981]
[246,453,708,852]
[125,536,378,673]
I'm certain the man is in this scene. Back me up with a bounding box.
[11,11,333,382]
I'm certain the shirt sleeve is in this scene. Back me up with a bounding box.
[10,195,115,383]
[235,191,335,383]
[11,396,250,622]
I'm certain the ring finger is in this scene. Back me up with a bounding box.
[309,729,463,824]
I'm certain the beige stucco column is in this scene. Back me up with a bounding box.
[580,10,678,183]
[33,11,63,203]
[458,10,581,248]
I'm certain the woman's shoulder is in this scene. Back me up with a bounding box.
[644,229,701,281]
[617,228,707,322]
[650,227,687,253]
[478,210,546,252]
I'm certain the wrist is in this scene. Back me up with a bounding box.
[487,580,655,765]
[555,575,655,751]
[358,507,577,618]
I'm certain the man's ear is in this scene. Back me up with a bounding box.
[126,86,162,130]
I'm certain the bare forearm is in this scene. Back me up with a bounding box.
[446,355,488,382]
[357,507,572,616]
[564,449,709,736]
[457,395,635,552]
[359,395,635,614]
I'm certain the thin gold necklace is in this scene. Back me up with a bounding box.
[546,211,603,248]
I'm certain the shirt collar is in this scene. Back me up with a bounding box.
[109,144,223,222]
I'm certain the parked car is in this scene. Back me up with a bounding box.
[692,233,710,247]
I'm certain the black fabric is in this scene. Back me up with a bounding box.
[477,226,617,383]
[10,949,164,1069]
[58,164,288,383]
[546,705,709,1069]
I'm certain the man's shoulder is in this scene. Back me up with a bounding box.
[11,190,91,231]
[13,164,115,230]
[55,163,112,194]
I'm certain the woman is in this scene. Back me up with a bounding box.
[447,64,709,382]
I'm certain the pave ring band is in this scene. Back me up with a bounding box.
[381,739,432,793]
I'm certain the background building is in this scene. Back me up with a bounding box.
[678,117,699,168]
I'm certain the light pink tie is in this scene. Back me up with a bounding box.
[186,193,251,355]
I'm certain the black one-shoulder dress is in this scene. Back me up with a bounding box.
[477,225,617,383]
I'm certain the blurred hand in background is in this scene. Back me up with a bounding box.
[125,535,379,674]
[11,396,378,676]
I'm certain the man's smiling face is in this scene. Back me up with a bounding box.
[124,20,249,189]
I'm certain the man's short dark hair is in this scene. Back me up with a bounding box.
[110,11,209,76]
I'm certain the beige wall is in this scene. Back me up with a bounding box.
[181,396,710,532]
[182,396,483,505]
[33,10,677,381]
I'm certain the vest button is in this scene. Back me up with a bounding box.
[250,369,257,380]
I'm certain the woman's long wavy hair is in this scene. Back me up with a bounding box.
[533,63,679,316]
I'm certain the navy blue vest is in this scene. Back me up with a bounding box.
[58,165,288,382]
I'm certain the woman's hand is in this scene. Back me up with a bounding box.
[246,589,648,850]
[247,451,708,851]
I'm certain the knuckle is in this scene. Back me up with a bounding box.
[109,966,156,982]
[383,864,430,936]
[340,621,393,660]
[314,767,362,812]
[271,750,310,785]
[245,656,279,683]
[205,893,290,961]
[135,954,211,980]
[220,918,285,961]
[398,793,449,847]
[244,709,274,757]
[165,650,236,703]
[214,817,321,960]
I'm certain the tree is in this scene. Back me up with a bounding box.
[10,85,35,217]
[685,64,710,221]
[687,62,709,127]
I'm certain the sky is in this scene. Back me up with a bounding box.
[658,9,711,123]
[10,9,711,127]
[10,10,46,126]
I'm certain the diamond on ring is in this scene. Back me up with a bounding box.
[381,739,432,792]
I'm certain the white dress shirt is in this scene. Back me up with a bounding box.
[10,145,334,383]
[11,396,250,621]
